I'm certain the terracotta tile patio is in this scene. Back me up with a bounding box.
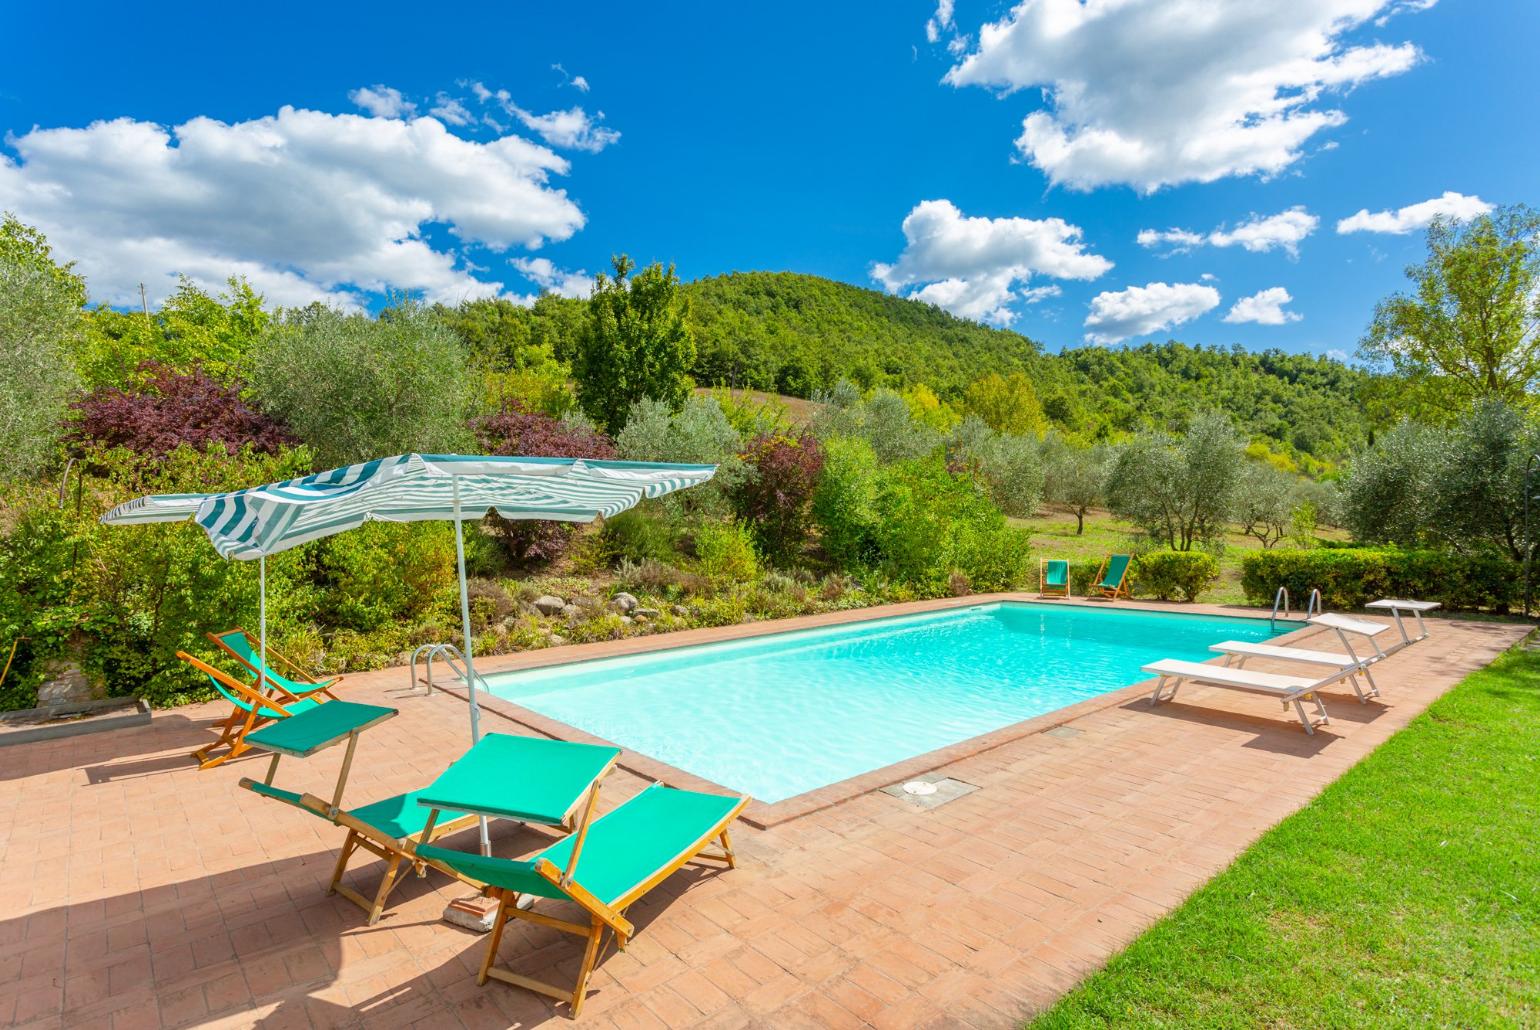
[0,597,1527,1029]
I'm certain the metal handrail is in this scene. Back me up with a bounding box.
[1305,588,1323,620]
[1271,587,1289,630]
[409,641,491,698]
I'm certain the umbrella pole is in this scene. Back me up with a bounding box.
[451,477,491,856]
[258,555,267,695]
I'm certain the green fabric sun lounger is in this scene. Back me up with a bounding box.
[417,783,747,1018]
[1039,558,1070,597]
[240,779,479,923]
[1092,553,1132,599]
[209,627,341,700]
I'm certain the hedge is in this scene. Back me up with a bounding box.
[1132,551,1221,602]
[1241,548,1520,613]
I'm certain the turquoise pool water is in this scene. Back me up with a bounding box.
[483,602,1280,803]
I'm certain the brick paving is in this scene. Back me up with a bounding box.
[0,598,1526,1028]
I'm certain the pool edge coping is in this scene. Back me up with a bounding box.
[433,593,1336,829]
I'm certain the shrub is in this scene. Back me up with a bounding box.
[1,220,82,479]
[1132,551,1221,602]
[692,522,760,586]
[616,395,747,517]
[1240,547,1519,613]
[810,436,883,570]
[470,399,616,565]
[69,363,296,459]
[249,299,473,467]
[730,433,825,563]
[601,508,683,565]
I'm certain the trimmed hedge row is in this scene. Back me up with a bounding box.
[1241,548,1520,613]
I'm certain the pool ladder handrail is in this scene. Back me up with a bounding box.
[1270,587,1323,630]
[409,641,492,697]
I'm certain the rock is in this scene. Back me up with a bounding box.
[620,615,634,625]
[572,595,598,609]
[532,595,566,616]
[609,592,638,614]
[634,607,661,619]
[547,634,567,647]
[36,660,95,706]
[670,604,690,618]
[561,604,582,621]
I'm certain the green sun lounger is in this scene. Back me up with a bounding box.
[209,627,341,700]
[417,783,747,1018]
[240,778,479,923]
[1039,558,1070,597]
[1092,553,1132,599]
[177,650,332,769]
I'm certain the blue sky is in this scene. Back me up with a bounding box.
[3,1,1535,357]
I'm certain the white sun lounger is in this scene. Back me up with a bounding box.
[1142,658,1332,734]
[1308,611,1399,661]
[1208,640,1379,702]
[1365,599,1440,648]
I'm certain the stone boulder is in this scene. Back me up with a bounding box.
[532,595,567,616]
[609,592,639,614]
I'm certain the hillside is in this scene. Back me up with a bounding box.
[681,272,1370,465]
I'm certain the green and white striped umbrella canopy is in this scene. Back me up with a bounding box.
[101,453,717,557]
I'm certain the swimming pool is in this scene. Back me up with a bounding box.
[482,602,1281,804]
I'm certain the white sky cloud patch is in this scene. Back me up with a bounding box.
[1139,207,1318,258]
[945,1,1428,192]
[1336,190,1492,234]
[0,105,586,308]
[1223,286,1302,325]
[429,92,473,126]
[468,82,619,153]
[1084,281,1220,344]
[348,84,415,119]
[552,64,591,92]
[872,199,1111,326]
[511,256,594,299]
[926,0,956,43]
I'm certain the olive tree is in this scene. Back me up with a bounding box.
[1339,419,1447,547]
[1105,412,1243,550]
[1042,433,1108,534]
[950,416,1043,519]
[0,216,83,478]
[248,300,472,467]
[1235,462,1298,548]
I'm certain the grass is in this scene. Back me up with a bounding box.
[1012,507,1350,606]
[1033,642,1540,1028]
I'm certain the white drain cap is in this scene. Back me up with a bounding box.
[901,780,938,796]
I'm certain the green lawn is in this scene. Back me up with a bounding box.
[1032,643,1540,1028]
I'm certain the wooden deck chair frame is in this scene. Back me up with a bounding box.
[176,650,328,769]
[208,627,342,698]
[420,791,748,1019]
[1039,558,1071,598]
[239,780,480,923]
[1091,554,1132,600]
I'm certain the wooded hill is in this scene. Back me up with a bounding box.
[681,272,1371,467]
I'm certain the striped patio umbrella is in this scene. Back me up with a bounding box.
[102,453,716,791]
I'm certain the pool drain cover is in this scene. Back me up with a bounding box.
[881,777,979,810]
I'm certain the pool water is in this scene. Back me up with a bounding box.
[482,602,1281,803]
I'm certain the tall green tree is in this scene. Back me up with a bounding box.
[574,255,695,434]
[1360,205,1540,415]
[962,372,1047,436]
[0,216,82,478]
[1105,413,1243,551]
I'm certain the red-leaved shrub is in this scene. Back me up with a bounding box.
[69,362,296,458]
[731,433,825,563]
[469,400,616,564]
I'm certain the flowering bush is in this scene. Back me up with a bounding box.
[470,400,616,565]
[730,433,825,562]
[69,362,296,459]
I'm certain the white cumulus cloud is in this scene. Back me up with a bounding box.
[945,0,1429,192]
[872,199,1111,325]
[468,82,620,153]
[1141,206,1319,258]
[0,105,587,308]
[349,84,415,119]
[1336,190,1493,234]
[1084,281,1220,344]
[1223,286,1302,325]
[511,257,594,299]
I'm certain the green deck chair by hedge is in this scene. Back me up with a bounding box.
[209,627,342,701]
[175,650,332,769]
[417,783,747,1019]
[1091,553,1132,600]
[1039,558,1071,598]
[239,779,479,923]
